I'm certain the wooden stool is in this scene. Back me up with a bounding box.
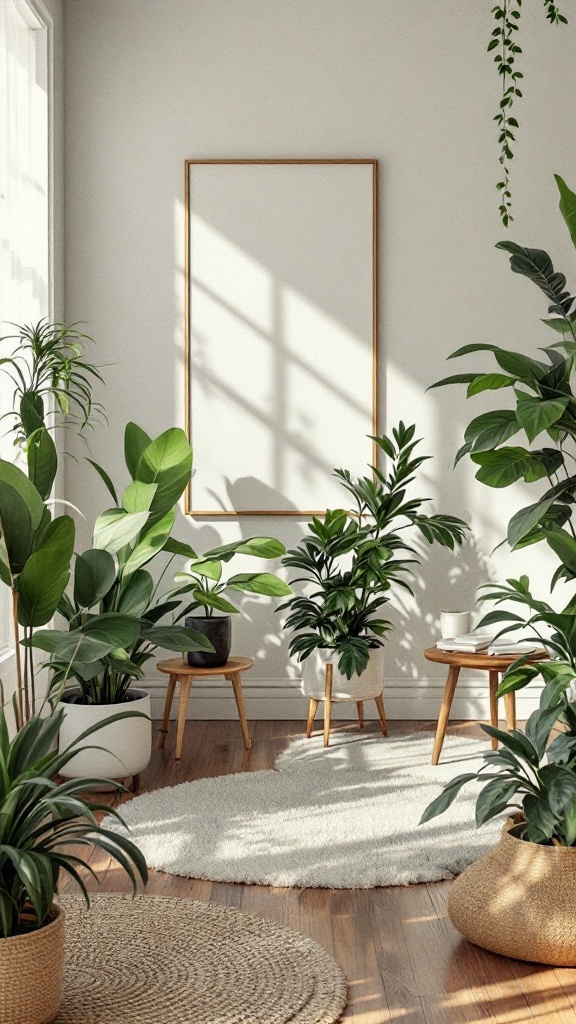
[157,657,253,759]
[306,663,388,748]
[424,646,548,765]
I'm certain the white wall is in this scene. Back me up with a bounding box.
[62,0,576,720]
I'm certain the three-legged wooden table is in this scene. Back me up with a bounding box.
[157,657,253,759]
[424,646,547,765]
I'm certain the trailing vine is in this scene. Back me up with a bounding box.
[489,0,568,227]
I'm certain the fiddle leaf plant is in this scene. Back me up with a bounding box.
[430,176,576,582]
[279,423,469,679]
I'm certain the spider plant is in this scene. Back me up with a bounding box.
[0,696,148,938]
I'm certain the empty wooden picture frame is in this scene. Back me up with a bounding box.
[185,158,378,516]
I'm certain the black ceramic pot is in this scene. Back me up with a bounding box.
[185,615,231,668]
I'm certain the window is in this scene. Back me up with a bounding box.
[0,0,51,651]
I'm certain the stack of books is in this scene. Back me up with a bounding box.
[436,633,493,653]
[485,640,542,657]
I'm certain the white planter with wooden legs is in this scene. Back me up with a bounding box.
[301,647,387,746]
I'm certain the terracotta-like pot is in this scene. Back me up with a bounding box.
[448,822,576,965]
[301,646,384,701]
[0,905,65,1024]
[57,688,151,780]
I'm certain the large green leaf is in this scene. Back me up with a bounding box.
[121,509,175,576]
[204,537,286,561]
[515,396,569,443]
[226,572,292,596]
[466,373,515,397]
[494,350,548,382]
[192,589,238,613]
[0,482,33,574]
[544,527,576,575]
[116,569,154,617]
[471,447,547,488]
[427,373,482,390]
[555,174,576,251]
[73,549,116,609]
[19,390,44,436]
[122,481,158,515]
[93,509,149,553]
[475,778,520,827]
[419,773,479,824]
[162,537,197,559]
[124,422,152,479]
[139,625,214,651]
[27,430,57,501]
[135,428,192,525]
[79,613,141,649]
[0,460,44,531]
[16,516,75,627]
[496,241,575,318]
[24,628,124,664]
[463,410,520,456]
[507,496,558,548]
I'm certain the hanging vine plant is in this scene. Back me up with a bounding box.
[489,0,568,227]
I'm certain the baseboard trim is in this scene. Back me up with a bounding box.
[144,675,542,721]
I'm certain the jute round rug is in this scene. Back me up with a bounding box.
[104,731,503,888]
[55,894,346,1024]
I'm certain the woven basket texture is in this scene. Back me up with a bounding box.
[0,905,65,1024]
[54,894,347,1024]
[448,825,576,965]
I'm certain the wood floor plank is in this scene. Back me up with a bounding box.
[59,719,576,1023]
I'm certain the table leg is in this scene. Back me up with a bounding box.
[323,663,333,748]
[489,671,499,749]
[175,676,192,760]
[306,698,319,738]
[375,693,388,736]
[228,672,252,750]
[357,701,365,728]
[432,665,460,765]
[504,690,517,731]
[158,673,177,748]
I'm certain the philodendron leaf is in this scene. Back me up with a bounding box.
[122,509,175,576]
[122,481,158,514]
[79,613,141,649]
[124,422,153,479]
[135,427,192,525]
[27,429,57,501]
[204,537,286,561]
[463,410,520,455]
[182,559,222,582]
[162,537,197,559]
[24,629,125,664]
[544,527,576,576]
[555,174,576,251]
[17,516,75,627]
[507,495,557,548]
[226,572,292,596]
[116,569,154,617]
[471,448,548,488]
[192,589,238,613]
[515,396,569,443]
[139,625,214,651]
[73,548,116,609]
[93,509,149,553]
[466,373,515,397]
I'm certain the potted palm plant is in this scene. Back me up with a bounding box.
[420,685,576,966]
[0,698,147,1024]
[279,423,468,709]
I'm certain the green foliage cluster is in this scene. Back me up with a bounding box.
[0,697,147,937]
[279,423,468,679]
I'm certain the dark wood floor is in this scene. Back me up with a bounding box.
[59,718,576,1023]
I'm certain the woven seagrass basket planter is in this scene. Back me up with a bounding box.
[0,905,65,1024]
[448,822,576,966]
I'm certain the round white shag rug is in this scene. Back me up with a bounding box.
[55,894,346,1024]
[104,731,501,889]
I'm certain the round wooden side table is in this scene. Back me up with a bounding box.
[157,657,253,760]
[424,646,548,765]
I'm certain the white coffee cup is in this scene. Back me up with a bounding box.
[440,610,471,639]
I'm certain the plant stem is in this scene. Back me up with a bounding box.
[11,590,24,729]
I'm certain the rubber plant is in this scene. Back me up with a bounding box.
[278,423,469,679]
[0,696,148,937]
[30,422,215,706]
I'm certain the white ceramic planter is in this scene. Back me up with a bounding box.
[57,689,152,780]
[301,647,384,702]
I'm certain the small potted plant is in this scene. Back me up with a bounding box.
[0,698,147,1024]
[170,537,292,667]
[279,422,468,713]
[420,682,576,966]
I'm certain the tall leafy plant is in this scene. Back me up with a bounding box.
[279,423,468,678]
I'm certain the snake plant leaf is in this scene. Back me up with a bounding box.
[226,572,292,596]
[16,516,75,627]
[27,429,57,500]
[124,422,153,479]
[515,396,569,443]
[122,508,175,576]
[116,569,154,617]
[135,427,192,526]
[555,174,576,251]
[93,508,149,553]
[139,624,214,651]
[73,548,116,609]
[463,409,521,454]
[122,480,158,515]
